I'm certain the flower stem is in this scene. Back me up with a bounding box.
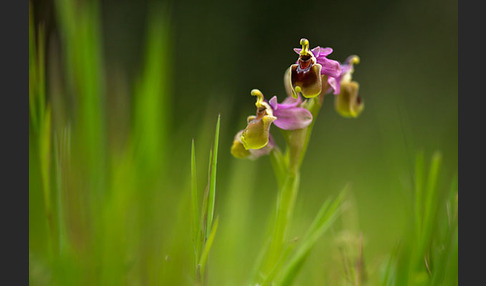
[256,96,324,284]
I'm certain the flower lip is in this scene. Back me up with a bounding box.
[240,89,277,150]
[297,57,314,71]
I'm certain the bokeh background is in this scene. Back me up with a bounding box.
[30,0,457,284]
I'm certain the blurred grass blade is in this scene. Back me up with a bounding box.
[422,151,442,233]
[29,2,46,132]
[414,150,425,239]
[133,5,172,174]
[261,238,298,285]
[410,152,442,278]
[276,189,346,286]
[191,139,200,263]
[431,175,458,285]
[55,0,107,200]
[39,107,55,250]
[29,2,37,129]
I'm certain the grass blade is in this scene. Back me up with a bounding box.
[276,189,346,286]
[199,217,219,277]
[191,139,200,263]
[206,115,220,239]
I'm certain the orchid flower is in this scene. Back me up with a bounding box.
[290,38,342,98]
[334,55,364,118]
[231,89,313,159]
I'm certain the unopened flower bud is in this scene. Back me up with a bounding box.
[334,55,364,118]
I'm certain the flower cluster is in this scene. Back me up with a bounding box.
[231,38,364,160]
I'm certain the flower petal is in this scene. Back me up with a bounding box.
[247,134,275,159]
[281,95,301,106]
[273,105,313,130]
[327,76,340,95]
[269,96,278,110]
[231,130,274,159]
[317,57,342,78]
[294,46,329,57]
[269,95,301,111]
[311,47,321,57]
[231,131,252,159]
[318,47,333,56]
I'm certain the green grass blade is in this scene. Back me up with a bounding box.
[414,150,425,239]
[199,150,212,247]
[54,0,107,201]
[29,3,38,130]
[199,216,219,277]
[206,115,220,239]
[39,107,55,251]
[191,139,200,263]
[37,24,46,123]
[276,189,346,286]
[407,151,442,284]
[133,6,171,174]
[261,238,298,285]
[422,151,442,232]
[430,176,458,285]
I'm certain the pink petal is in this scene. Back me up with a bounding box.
[318,57,342,78]
[273,106,313,130]
[319,47,333,56]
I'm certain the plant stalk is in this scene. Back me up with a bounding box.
[256,96,324,283]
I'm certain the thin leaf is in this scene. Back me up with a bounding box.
[198,217,219,276]
[191,139,200,262]
[206,115,220,239]
[414,150,425,239]
[277,189,346,286]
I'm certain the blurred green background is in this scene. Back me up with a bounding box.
[30,0,457,284]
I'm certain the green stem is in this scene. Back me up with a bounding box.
[255,96,324,284]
